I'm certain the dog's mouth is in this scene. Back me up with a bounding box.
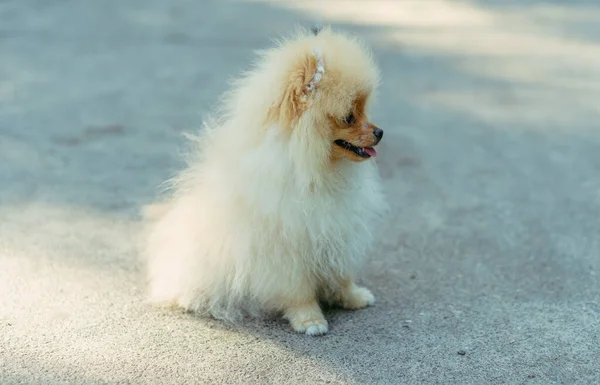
[334,140,377,158]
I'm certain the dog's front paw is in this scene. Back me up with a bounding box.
[292,318,329,336]
[284,301,329,336]
[341,285,375,310]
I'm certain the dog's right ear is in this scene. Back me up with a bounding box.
[269,48,324,128]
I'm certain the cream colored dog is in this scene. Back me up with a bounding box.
[144,26,386,335]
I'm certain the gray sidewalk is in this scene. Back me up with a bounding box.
[1,1,599,383]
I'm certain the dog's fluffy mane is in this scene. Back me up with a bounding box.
[144,26,387,322]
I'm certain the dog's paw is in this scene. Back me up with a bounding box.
[284,301,329,336]
[341,286,375,310]
[292,318,329,336]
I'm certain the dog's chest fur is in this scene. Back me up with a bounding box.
[221,150,385,276]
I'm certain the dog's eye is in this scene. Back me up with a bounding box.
[343,113,355,126]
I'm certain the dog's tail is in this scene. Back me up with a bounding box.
[141,202,170,221]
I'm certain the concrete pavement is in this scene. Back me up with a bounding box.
[1,0,599,383]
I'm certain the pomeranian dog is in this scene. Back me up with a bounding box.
[143,26,387,336]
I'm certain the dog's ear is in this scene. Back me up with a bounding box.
[270,49,324,128]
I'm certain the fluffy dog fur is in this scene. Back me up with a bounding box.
[143,26,387,336]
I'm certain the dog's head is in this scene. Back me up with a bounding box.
[266,27,382,164]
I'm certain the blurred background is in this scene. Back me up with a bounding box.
[1,1,599,384]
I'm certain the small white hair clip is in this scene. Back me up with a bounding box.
[306,48,324,93]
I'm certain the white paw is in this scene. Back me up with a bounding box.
[342,286,375,310]
[293,318,329,336]
[284,301,328,336]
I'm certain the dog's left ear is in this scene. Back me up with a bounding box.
[270,49,324,128]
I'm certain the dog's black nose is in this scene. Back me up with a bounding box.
[373,128,384,142]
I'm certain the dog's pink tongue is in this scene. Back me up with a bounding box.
[364,147,377,157]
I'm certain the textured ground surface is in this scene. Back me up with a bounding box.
[1,0,599,384]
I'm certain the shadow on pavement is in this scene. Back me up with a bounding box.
[2,0,599,383]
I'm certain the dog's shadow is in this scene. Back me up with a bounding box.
[164,278,413,383]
